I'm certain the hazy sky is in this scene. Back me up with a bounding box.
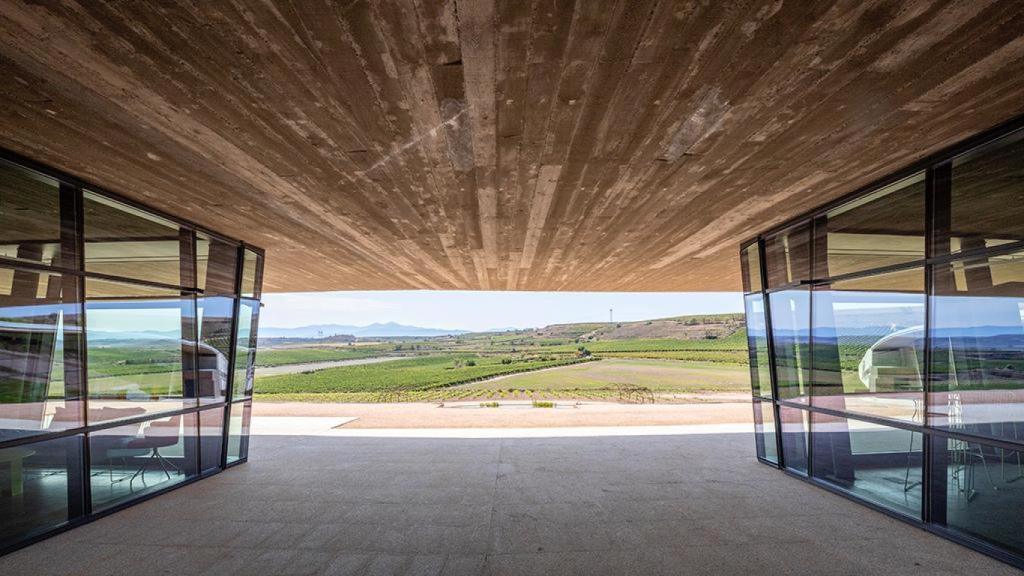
[260,291,744,331]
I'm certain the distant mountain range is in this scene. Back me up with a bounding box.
[258,322,470,339]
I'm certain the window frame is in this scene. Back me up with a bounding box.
[0,147,264,556]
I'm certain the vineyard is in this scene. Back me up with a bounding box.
[255,354,592,395]
[255,346,391,367]
[252,312,754,403]
[545,331,746,354]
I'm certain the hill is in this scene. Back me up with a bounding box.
[259,322,470,339]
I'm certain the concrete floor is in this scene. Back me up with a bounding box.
[0,432,1019,576]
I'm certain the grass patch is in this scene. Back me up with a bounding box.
[459,358,750,394]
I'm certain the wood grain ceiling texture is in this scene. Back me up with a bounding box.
[0,1,1023,292]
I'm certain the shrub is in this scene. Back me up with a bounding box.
[532,401,555,408]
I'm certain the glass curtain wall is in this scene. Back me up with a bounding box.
[0,154,263,554]
[741,126,1024,566]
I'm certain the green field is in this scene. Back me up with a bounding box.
[255,354,591,395]
[458,358,750,393]
[599,350,748,364]
[543,331,748,355]
[255,346,390,367]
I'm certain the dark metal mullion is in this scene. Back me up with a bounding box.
[0,255,210,298]
[925,163,952,526]
[221,245,246,469]
[80,269,200,294]
[805,217,829,478]
[922,165,936,525]
[56,182,87,520]
[757,238,784,468]
[70,182,94,517]
[179,228,200,477]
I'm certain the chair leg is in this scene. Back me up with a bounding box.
[129,451,157,491]
[153,448,172,480]
[975,446,997,491]
[154,449,181,475]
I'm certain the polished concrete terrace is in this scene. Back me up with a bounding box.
[0,430,1017,576]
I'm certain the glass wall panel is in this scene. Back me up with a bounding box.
[932,435,1024,556]
[819,173,925,278]
[753,399,778,464]
[197,297,234,404]
[1,267,82,439]
[196,236,238,405]
[744,293,772,398]
[930,251,1024,443]
[83,191,182,286]
[764,222,811,288]
[740,243,762,293]
[198,407,224,474]
[812,268,925,423]
[812,412,922,518]
[0,153,261,552]
[779,405,809,475]
[0,435,81,549]
[226,401,251,464]
[232,299,259,400]
[89,412,197,511]
[948,132,1024,256]
[770,289,810,402]
[0,160,62,268]
[85,278,193,423]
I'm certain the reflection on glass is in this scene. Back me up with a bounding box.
[744,293,772,398]
[0,160,61,268]
[197,297,233,404]
[0,435,81,548]
[779,406,808,475]
[1,267,82,438]
[85,278,191,423]
[812,412,921,518]
[741,243,762,293]
[933,436,1024,556]
[240,249,260,298]
[764,222,810,288]
[89,413,196,511]
[812,268,925,423]
[83,191,181,286]
[232,299,259,400]
[196,236,238,404]
[949,133,1024,256]
[820,173,925,278]
[196,235,237,295]
[198,407,224,474]
[227,401,251,464]
[930,251,1024,443]
[770,289,810,402]
[753,400,777,464]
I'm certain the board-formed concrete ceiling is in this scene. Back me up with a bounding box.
[1,1,1023,292]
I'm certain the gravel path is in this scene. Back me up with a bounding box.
[253,400,753,429]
